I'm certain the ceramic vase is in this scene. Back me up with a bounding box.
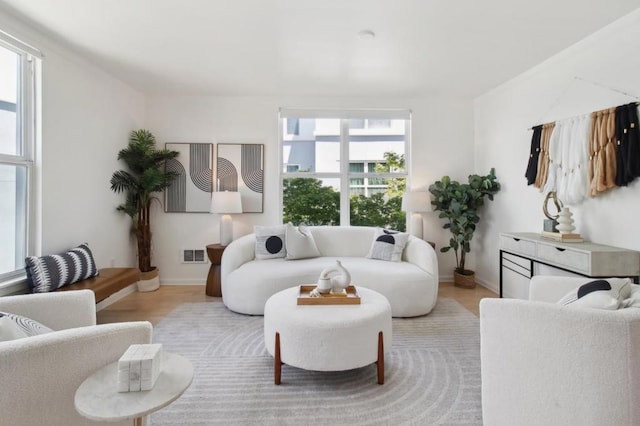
[556,207,576,234]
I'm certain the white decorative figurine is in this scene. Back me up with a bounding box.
[556,207,576,234]
[311,260,351,297]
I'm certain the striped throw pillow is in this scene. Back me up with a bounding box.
[0,312,52,342]
[25,243,99,293]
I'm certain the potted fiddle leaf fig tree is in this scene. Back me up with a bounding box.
[428,168,500,288]
[110,129,179,292]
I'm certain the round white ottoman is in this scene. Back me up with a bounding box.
[264,286,392,384]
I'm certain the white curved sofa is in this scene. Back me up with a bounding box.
[221,226,439,317]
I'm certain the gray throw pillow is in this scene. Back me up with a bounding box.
[25,243,99,293]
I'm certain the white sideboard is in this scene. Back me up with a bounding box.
[499,232,640,298]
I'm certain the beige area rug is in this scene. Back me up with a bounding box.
[150,298,482,425]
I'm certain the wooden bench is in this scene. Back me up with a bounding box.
[56,268,140,303]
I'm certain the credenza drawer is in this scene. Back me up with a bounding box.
[499,235,536,257]
[536,243,589,274]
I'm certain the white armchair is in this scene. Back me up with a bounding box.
[480,276,640,426]
[0,290,152,426]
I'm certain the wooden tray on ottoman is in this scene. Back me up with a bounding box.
[297,285,361,305]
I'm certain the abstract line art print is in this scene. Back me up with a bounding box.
[216,143,264,213]
[165,143,214,212]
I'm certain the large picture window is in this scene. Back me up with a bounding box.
[280,110,410,230]
[0,32,40,289]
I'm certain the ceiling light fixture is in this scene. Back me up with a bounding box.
[357,30,376,40]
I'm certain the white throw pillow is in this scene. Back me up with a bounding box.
[254,225,287,260]
[0,312,52,342]
[621,284,640,308]
[285,223,320,260]
[557,278,632,310]
[366,228,409,262]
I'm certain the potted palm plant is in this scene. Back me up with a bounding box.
[428,168,500,288]
[110,129,179,291]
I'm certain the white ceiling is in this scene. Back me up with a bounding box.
[1,0,639,98]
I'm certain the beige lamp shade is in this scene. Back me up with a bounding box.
[210,191,243,214]
[401,191,431,239]
[210,191,242,246]
[401,191,431,213]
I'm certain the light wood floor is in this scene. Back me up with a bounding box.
[97,282,497,325]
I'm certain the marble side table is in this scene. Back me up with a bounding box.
[75,352,193,426]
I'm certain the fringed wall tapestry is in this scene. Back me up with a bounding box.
[164,143,215,213]
[216,143,264,213]
[526,101,640,205]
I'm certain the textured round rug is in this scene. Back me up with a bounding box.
[150,297,482,425]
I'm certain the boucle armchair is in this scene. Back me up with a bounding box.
[0,290,152,426]
[480,276,640,426]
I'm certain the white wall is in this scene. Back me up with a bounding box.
[146,96,474,284]
[0,10,146,270]
[473,10,640,294]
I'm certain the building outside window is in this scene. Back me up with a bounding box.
[0,31,40,291]
[280,109,410,230]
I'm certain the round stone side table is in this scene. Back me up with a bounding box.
[75,352,193,426]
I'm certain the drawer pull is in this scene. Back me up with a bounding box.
[555,248,566,252]
[513,238,520,242]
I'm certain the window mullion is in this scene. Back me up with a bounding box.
[339,119,350,226]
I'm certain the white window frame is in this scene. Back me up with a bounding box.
[279,109,411,226]
[0,30,41,294]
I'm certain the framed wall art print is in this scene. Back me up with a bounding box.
[164,142,214,213]
[216,143,264,213]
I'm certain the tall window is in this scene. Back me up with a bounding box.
[0,32,40,288]
[280,110,410,230]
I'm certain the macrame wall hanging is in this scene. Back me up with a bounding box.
[525,77,640,206]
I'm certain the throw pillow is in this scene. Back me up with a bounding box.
[621,284,640,308]
[367,228,409,262]
[25,243,100,293]
[255,225,287,260]
[285,223,320,260]
[0,312,52,342]
[557,278,632,310]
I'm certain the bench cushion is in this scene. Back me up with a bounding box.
[57,268,140,303]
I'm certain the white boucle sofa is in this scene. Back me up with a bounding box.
[221,226,439,317]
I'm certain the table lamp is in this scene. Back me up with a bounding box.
[401,191,431,239]
[210,191,243,246]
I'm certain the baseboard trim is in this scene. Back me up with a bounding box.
[474,276,499,294]
[159,279,206,285]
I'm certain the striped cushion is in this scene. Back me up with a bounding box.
[25,243,99,293]
[0,312,52,342]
